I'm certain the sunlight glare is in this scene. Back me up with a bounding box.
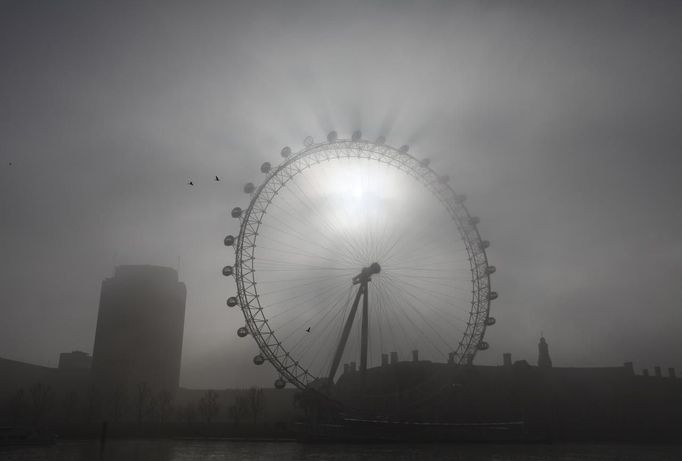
[311,158,403,234]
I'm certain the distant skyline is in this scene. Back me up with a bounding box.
[1,1,681,388]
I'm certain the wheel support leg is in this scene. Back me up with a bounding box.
[328,282,365,381]
[360,282,369,372]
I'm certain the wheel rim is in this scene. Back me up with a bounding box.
[229,138,494,390]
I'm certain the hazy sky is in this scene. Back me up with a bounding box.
[1,1,681,388]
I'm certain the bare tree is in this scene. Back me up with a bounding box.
[135,382,152,423]
[61,390,79,424]
[293,389,322,421]
[198,390,220,423]
[108,384,128,422]
[147,395,159,422]
[85,385,101,423]
[228,392,249,427]
[247,387,264,424]
[157,390,174,423]
[28,382,54,426]
[7,389,27,424]
[178,401,196,425]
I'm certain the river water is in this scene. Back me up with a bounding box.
[2,440,682,461]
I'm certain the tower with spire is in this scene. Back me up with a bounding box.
[538,336,552,368]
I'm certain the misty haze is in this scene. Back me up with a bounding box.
[1,0,681,457]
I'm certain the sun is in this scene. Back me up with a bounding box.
[306,156,403,234]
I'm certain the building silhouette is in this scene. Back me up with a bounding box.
[90,265,186,393]
[58,350,91,371]
[538,336,552,368]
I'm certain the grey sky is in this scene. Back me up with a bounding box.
[1,1,681,388]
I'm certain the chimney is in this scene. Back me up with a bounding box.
[503,353,512,367]
[390,351,398,364]
[669,368,676,379]
[642,369,649,377]
[412,350,419,362]
[623,362,634,375]
[655,366,662,378]
[343,363,349,375]
[381,353,389,367]
[448,352,455,364]
[350,361,357,373]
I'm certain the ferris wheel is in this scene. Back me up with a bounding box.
[222,131,497,391]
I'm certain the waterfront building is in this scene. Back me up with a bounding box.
[58,350,91,371]
[90,265,186,393]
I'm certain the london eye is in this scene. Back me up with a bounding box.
[222,131,497,392]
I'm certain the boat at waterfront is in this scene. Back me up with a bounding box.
[294,418,546,443]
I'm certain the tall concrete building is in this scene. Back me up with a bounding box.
[91,265,186,393]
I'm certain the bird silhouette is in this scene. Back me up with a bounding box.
[188,180,194,186]
[305,327,311,333]
[215,175,220,181]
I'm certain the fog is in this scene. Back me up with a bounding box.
[1,1,681,388]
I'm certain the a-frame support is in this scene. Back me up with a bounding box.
[327,263,380,382]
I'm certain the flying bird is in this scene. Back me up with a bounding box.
[215,175,220,181]
[306,327,311,333]
[187,180,194,186]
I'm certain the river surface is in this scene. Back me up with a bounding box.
[2,440,682,461]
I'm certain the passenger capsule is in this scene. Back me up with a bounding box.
[477,341,490,350]
[281,146,292,157]
[480,240,490,250]
[455,194,467,204]
[274,378,286,389]
[253,354,265,365]
[399,144,410,153]
[486,265,496,274]
[227,296,239,307]
[243,182,256,194]
[224,235,235,246]
[352,130,362,141]
[438,175,450,184]
[419,158,431,167]
[488,291,499,301]
[485,317,496,326]
[469,216,480,226]
[237,326,249,337]
[222,266,233,277]
[303,136,314,147]
[260,162,272,174]
[231,207,242,218]
[376,136,386,145]
[327,131,338,142]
